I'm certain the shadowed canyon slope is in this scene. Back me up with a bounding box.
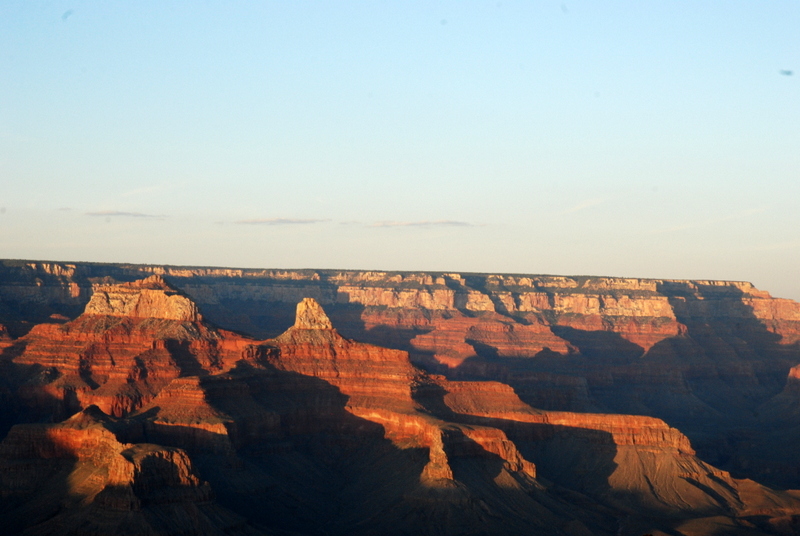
[2,261,800,535]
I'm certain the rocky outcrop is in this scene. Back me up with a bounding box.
[3,261,798,362]
[270,299,421,413]
[0,406,256,535]
[6,276,257,421]
[265,299,539,489]
[260,299,796,529]
[293,296,334,329]
[3,265,800,534]
[85,275,201,322]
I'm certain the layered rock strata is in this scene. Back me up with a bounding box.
[3,269,800,534]
[5,275,254,421]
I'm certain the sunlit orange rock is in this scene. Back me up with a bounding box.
[0,406,252,535]
[3,265,800,534]
[8,276,256,420]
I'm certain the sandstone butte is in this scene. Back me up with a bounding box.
[1,263,800,534]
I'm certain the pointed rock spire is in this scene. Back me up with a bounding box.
[293,298,333,330]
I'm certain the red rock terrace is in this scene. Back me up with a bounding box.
[2,260,800,535]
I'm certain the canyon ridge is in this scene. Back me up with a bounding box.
[2,259,800,535]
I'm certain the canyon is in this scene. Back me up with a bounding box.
[2,260,800,535]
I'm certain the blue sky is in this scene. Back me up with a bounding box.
[2,1,799,299]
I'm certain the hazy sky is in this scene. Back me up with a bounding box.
[2,2,798,299]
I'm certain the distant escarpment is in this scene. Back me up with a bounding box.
[2,261,800,491]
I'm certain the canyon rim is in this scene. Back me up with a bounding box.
[1,259,800,535]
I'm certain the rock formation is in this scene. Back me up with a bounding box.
[293,296,334,329]
[0,406,257,535]
[3,274,252,424]
[2,263,800,534]
[84,275,201,321]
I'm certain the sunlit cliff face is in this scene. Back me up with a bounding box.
[2,264,800,535]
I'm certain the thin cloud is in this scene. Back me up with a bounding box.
[86,211,164,218]
[370,220,473,228]
[560,197,610,215]
[236,218,329,225]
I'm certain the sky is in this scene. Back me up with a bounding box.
[1,1,798,299]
